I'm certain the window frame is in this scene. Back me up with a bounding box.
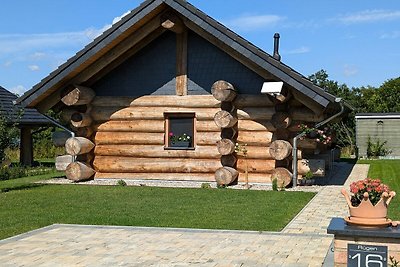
[164,112,196,150]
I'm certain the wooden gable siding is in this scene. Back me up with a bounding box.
[356,118,400,158]
[91,30,265,97]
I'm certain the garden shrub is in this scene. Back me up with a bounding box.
[366,137,391,158]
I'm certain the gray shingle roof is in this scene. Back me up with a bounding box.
[0,86,50,125]
[15,0,344,110]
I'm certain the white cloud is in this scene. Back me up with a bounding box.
[10,85,27,95]
[333,10,400,24]
[28,65,40,71]
[223,14,285,31]
[380,31,400,39]
[30,52,46,60]
[284,46,310,55]
[343,64,358,77]
[3,61,12,67]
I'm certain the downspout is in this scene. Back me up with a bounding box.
[291,98,344,187]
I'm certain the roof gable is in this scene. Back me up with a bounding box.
[16,0,340,112]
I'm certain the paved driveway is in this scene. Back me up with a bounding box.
[0,163,368,266]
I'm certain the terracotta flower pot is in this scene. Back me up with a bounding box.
[341,189,396,227]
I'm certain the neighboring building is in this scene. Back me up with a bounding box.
[15,0,348,185]
[355,113,400,159]
[0,86,51,165]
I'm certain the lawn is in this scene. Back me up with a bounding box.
[358,159,400,219]
[0,174,315,240]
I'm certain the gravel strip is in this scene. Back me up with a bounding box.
[36,177,322,192]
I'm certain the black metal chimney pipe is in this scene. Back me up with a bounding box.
[273,33,281,61]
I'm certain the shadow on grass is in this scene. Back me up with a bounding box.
[0,183,46,193]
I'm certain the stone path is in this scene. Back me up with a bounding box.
[0,163,369,267]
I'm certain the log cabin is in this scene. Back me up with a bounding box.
[16,0,349,186]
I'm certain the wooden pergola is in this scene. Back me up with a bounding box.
[0,86,51,165]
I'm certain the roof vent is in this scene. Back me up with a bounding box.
[273,33,281,61]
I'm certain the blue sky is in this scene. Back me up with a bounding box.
[0,0,399,95]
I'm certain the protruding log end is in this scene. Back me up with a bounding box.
[269,140,292,160]
[216,139,236,155]
[61,85,95,106]
[271,167,292,188]
[215,166,238,186]
[66,162,95,182]
[65,137,95,156]
[214,110,237,128]
[211,80,237,102]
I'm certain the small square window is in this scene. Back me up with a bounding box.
[165,113,195,149]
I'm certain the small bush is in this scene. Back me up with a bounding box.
[272,178,278,191]
[201,183,211,189]
[366,137,391,158]
[117,180,127,186]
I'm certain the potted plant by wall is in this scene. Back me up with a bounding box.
[299,124,333,144]
[169,132,192,148]
[341,178,396,227]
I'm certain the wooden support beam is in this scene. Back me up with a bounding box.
[20,127,33,166]
[176,30,188,96]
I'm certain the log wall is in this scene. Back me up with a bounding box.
[59,90,329,184]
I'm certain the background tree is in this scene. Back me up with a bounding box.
[0,113,19,162]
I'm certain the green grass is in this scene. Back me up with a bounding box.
[358,159,400,219]
[0,174,315,240]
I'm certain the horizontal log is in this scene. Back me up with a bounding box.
[237,131,273,146]
[237,173,272,183]
[93,156,222,173]
[55,155,74,171]
[196,132,220,145]
[237,107,275,120]
[94,132,220,146]
[290,108,324,122]
[94,132,165,145]
[196,120,221,132]
[95,120,165,132]
[95,120,241,133]
[94,145,219,158]
[91,94,275,109]
[91,106,220,122]
[237,159,275,173]
[234,94,274,108]
[94,172,273,184]
[94,172,216,181]
[237,120,276,132]
[91,106,275,122]
[91,95,221,108]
